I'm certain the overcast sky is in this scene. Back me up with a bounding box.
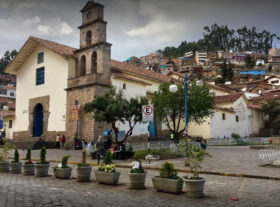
[0,0,280,61]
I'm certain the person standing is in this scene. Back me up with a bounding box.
[96,136,105,165]
[56,134,60,149]
[61,135,65,148]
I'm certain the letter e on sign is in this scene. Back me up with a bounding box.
[142,105,154,122]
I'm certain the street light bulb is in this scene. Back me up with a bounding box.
[169,84,178,93]
[196,80,203,87]
[3,106,9,111]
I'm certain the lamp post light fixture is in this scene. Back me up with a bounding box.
[169,74,203,137]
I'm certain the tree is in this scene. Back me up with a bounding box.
[221,61,234,81]
[0,50,17,73]
[152,82,214,142]
[84,88,148,145]
[263,100,280,129]
[245,55,256,68]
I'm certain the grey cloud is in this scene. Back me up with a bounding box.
[0,0,280,60]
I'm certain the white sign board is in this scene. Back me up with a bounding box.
[142,105,154,122]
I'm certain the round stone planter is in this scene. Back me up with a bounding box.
[53,167,72,179]
[76,166,92,182]
[10,162,22,174]
[95,170,120,185]
[0,161,9,172]
[184,178,205,198]
[35,164,50,177]
[128,172,146,189]
[23,163,35,176]
[152,176,183,194]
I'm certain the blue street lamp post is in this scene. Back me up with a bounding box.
[169,74,203,137]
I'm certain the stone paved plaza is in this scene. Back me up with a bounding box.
[1,146,280,206]
[0,165,280,207]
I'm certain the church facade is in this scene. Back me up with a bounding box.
[5,1,174,143]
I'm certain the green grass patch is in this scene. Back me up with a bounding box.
[135,148,184,160]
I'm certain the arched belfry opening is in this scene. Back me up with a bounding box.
[33,103,43,137]
[80,55,86,76]
[86,30,92,46]
[91,52,97,74]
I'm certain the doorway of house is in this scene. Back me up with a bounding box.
[33,104,43,137]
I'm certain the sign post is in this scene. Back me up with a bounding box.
[142,105,154,164]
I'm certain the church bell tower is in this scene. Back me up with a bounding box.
[65,1,111,143]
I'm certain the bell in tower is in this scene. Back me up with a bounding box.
[79,1,107,48]
[73,0,111,79]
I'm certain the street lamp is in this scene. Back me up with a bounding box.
[169,74,203,137]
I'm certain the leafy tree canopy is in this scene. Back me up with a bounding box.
[158,24,278,58]
[0,50,17,73]
[152,82,214,141]
[84,88,148,144]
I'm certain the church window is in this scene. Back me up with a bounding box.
[9,120,12,128]
[222,113,226,120]
[236,115,239,122]
[91,52,97,73]
[80,55,86,76]
[38,52,44,64]
[36,67,45,85]
[86,31,92,46]
[123,83,126,90]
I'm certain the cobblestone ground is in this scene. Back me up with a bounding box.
[0,164,279,207]
[12,146,280,178]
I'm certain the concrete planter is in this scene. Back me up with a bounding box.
[10,162,22,174]
[53,167,72,179]
[23,163,35,176]
[0,161,9,172]
[184,178,206,198]
[128,172,146,189]
[95,170,120,185]
[152,177,183,194]
[76,166,92,182]
[35,164,50,177]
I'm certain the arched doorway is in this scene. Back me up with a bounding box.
[33,104,43,137]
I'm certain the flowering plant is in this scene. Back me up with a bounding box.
[98,164,115,173]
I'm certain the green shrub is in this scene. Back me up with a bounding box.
[181,138,211,179]
[37,146,49,164]
[13,148,19,163]
[61,155,70,168]
[104,150,112,165]
[0,139,14,161]
[231,133,240,139]
[130,151,144,173]
[159,161,179,179]
[25,148,33,164]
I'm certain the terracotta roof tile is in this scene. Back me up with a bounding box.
[30,36,76,57]
[250,92,280,101]
[214,93,242,103]
[111,60,171,83]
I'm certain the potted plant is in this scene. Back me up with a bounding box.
[95,150,120,185]
[0,139,14,172]
[10,148,22,174]
[35,146,50,177]
[128,152,146,189]
[152,161,183,194]
[53,155,72,179]
[182,138,211,198]
[76,149,92,182]
[23,147,35,175]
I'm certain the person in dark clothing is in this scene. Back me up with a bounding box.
[96,136,105,165]
[104,135,112,151]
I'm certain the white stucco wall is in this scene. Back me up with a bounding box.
[14,45,74,132]
[211,97,252,138]
[188,117,211,139]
